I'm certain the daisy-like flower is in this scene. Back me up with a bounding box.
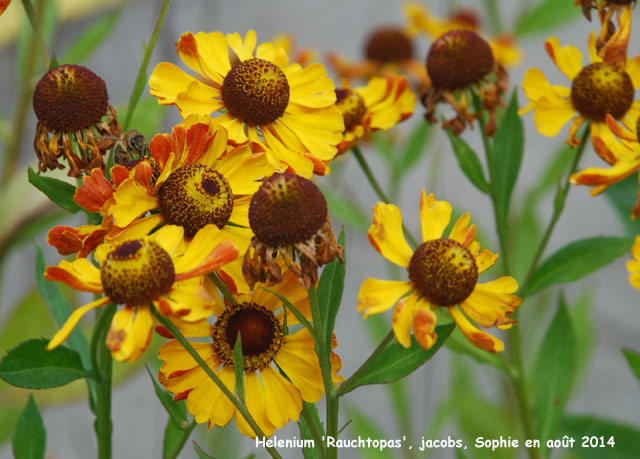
[519,33,640,161]
[357,191,522,353]
[107,119,273,251]
[243,173,343,289]
[44,224,238,362]
[32,65,121,177]
[149,30,343,177]
[157,269,343,437]
[627,235,640,289]
[403,2,522,67]
[335,74,416,154]
[421,29,508,136]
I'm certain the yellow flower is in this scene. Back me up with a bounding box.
[519,33,640,162]
[357,191,522,353]
[627,235,640,289]
[44,224,238,362]
[157,269,343,437]
[579,1,634,67]
[335,75,416,154]
[149,30,343,177]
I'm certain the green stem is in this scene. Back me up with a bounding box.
[208,272,237,306]
[166,420,197,459]
[122,0,172,130]
[149,305,282,459]
[19,0,49,69]
[90,304,116,459]
[300,403,326,459]
[351,145,419,248]
[337,330,394,397]
[307,285,338,459]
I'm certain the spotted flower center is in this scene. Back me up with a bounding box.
[32,64,109,132]
[100,240,175,305]
[571,63,634,122]
[365,27,414,62]
[408,239,478,306]
[212,302,284,371]
[158,164,234,239]
[249,173,328,247]
[426,29,494,91]
[221,58,290,126]
[335,88,367,132]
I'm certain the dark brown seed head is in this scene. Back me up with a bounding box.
[364,26,414,62]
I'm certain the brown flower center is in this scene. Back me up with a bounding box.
[571,63,634,122]
[100,240,175,305]
[221,58,290,126]
[32,64,109,132]
[249,173,327,247]
[158,164,234,238]
[408,238,478,306]
[335,88,367,132]
[365,27,414,62]
[426,29,494,91]
[212,302,284,371]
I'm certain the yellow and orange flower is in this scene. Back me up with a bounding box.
[520,33,640,163]
[578,1,634,66]
[45,224,238,362]
[335,74,416,154]
[627,235,640,289]
[357,191,522,353]
[157,269,343,437]
[149,30,343,177]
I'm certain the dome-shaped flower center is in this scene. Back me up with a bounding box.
[571,63,634,122]
[32,64,108,132]
[408,238,478,306]
[365,27,414,62]
[249,173,327,247]
[100,239,175,305]
[426,29,494,91]
[158,164,234,239]
[221,58,290,126]
[212,302,284,371]
[335,88,367,132]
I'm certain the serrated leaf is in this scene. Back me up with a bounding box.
[193,440,216,459]
[318,229,346,351]
[532,296,576,450]
[525,236,634,296]
[0,338,89,389]
[12,395,46,459]
[491,92,524,223]
[27,168,80,213]
[338,323,455,395]
[561,416,640,459]
[345,404,393,459]
[60,7,122,64]
[515,0,581,36]
[622,349,640,383]
[321,187,369,231]
[396,122,432,178]
[446,131,490,194]
[604,174,640,235]
[145,366,187,429]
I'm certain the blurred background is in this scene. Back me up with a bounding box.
[0,0,639,458]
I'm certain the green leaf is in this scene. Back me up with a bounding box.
[193,440,216,459]
[338,323,455,395]
[163,418,183,459]
[515,0,581,36]
[299,402,323,459]
[233,334,245,402]
[395,122,432,178]
[604,174,640,235]
[446,131,490,194]
[12,395,46,459]
[318,229,346,351]
[525,236,634,296]
[345,405,393,459]
[145,366,187,429]
[622,349,640,383]
[532,296,576,450]
[569,290,596,390]
[0,338,89,389]
[491,91,524,223]
[445,327,507,372]
[59,8,123,64]
[561,416,640,459]
[321,187,369,231]
[27,168,80,213]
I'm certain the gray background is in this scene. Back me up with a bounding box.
[1,0,639,458]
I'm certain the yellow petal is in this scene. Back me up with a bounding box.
[357,278,413,317]
[459,277,521,328]
[235,370,275,438]
[275,331,324,403]
[412,299,437,350]
[392,291,419,348]
[149,62,197,105]
[368,202,413,267]
[420,190,452,242]
[261,366,302,428]
[47,297,110,350]
[531,94,576,138]
[286,63,337,108]
[107,306,155,363]
[44,258,103,293]
[544,37,583,81]
[111,177,158,228]
[449,307,504,353]
[176,80,224,118]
